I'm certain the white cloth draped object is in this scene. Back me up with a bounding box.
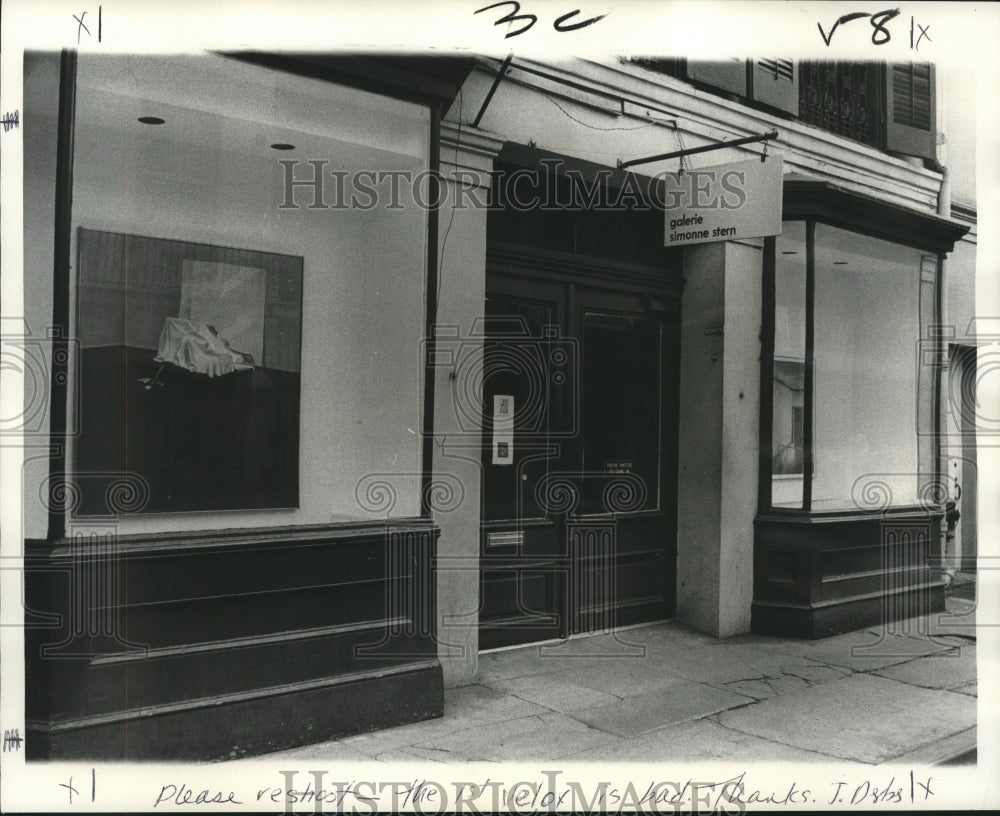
[154,317,255,378]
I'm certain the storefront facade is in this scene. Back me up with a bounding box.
[20,52,976,759]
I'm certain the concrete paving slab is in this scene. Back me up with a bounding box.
[326,686,550,756]
[411,712,617,762]
[479,643,640,681]
[884,727,977,766]
[568,682,755,737]
[726,674,810,700]
[614,621,721,647]
[929,599,978,639]
[640,642,839,685]
[565,718,836,763]
[874,646,976,690]
[537,631,649,658]
[723,679,775,700]
[246,740,377,763]
[732,629,954,672]
[479,646,563,682]
[483,673,621,712]
[715,674,977,764]
[540,659,691,699]
[780,663,853,684]
[371,747,452,763]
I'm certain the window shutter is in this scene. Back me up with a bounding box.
[752,59,798,114]
[885,62,936,159]
[686,59,748,96]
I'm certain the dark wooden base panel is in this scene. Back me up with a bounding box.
[752,583,946,639]
[27,662,442,761]
[25,520,443,761]
[752,510,946,639]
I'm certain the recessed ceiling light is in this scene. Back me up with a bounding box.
[781,251,799,255]
[137,116,165,125]
[833,261,849,265]
[270,143,295,151]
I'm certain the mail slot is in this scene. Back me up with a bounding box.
[487,531,524,548]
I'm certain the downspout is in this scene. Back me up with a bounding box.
[935,80,957,585]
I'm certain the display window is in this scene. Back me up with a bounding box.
[59,53,431,530]
[766,219,939,512]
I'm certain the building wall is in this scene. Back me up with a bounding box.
[445,56,968,638]
[432,124,504,686]
[676,239,762,637]
[21,52,448,760]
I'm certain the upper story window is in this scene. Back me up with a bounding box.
[627,58,937,161]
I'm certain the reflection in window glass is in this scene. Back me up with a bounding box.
[581,311,661,514]
[772,221,806,508]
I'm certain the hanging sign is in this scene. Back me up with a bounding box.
[664,156,782,247]
[492,394,514,465]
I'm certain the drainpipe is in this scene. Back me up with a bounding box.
[935,89,957,586]
[937,151,951,218]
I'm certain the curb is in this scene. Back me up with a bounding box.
[885,726,977,766]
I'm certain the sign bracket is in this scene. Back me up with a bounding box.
[618,129,779,171]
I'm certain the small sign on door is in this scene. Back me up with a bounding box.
[492,394,514,465]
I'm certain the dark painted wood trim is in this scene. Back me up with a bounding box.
[752,508,945,637]
[934,254,945,493]
[47,49,77,543]
[802,220,816,511]
[488,243,683,300]
[482,517,556,529]
[36,660,439,730]
[784,177,969,253]
[422,106,441,518]
[25,518,443,759]
[498,142,665,200]
[89,618,410,665]
[758,236,776,513]
[27,662,443,761]
[221,51,474,109]
[752,582,945,639]
[755,506,946,524]
[29,517,435,555]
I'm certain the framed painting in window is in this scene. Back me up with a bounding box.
[74,228,303,515]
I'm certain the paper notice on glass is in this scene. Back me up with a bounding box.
[492,394,514,465]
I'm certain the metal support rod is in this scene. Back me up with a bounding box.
[475,56,679,124]
[617,129,779,170]
[472,51,513,128]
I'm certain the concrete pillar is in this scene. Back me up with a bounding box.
[676,239,763,638]
[431,123,504,687]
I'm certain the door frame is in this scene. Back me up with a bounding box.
[479,242,682,648]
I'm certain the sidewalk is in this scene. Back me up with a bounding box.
[250,594,977,767]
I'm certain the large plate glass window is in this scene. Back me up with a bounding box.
[768,220,937,511]
[65,53,431,528]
